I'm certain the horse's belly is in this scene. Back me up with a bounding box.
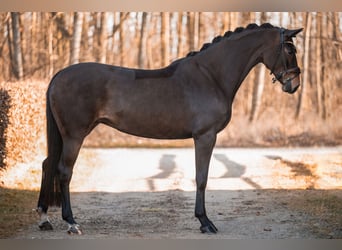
[101,107,193,140]
[112,120,193,140]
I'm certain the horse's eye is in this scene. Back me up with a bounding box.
[285,43,296,55]
[285,46,295,56]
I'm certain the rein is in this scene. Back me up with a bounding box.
[270,28,301,84]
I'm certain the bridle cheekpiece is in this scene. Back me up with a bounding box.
[270,28,301,85]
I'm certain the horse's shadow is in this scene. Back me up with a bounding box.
[147,154,177,191]
[147,153,262,190]
[213,154,262,189]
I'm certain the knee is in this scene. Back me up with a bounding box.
[58,165,72,183]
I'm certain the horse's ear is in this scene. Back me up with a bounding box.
[286,28,303,38]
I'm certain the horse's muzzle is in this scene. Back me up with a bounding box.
[282,77,300,94]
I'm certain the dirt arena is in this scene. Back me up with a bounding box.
[2,147,341,239]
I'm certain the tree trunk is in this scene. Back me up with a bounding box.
[296,12,312,118]
[332,12,341,42]
[238,12,252,27]
[98,12,108,64]
[55,13,71,71]
[229,12,238,30]
[193,12,199,50]
[249,12,267,122]
[29,12,36,69]
[110,12,129,65]
[10,12,24,80]
[138,12,148,68]
[222,12,230,33]
[160,12,170,67]
[146,14,157,68]
[81,13,91,61]
[177,12,184,58]
[249,65,266,121]
[47,13,54,78]
[323,12,341,118]
[6,14,13,78]
[315,12,326,119]
[70,12,83,65]
[187,12,195,51]
[119,12,126,66]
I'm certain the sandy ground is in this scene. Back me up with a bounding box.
[2,147,342,239]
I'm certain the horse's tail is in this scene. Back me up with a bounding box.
[38,81,63,208]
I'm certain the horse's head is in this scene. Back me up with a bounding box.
[265,27,303,94]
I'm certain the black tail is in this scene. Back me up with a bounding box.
[38,83,63,209]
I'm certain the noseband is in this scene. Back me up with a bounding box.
[270,28,301,84]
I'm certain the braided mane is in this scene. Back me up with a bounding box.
[136,23,278,79]
[186,23,277,57]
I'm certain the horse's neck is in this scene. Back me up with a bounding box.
[200,32,272,99]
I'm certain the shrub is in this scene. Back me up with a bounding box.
[0,80,47,169]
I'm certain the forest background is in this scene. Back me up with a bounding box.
[0,12,341,169]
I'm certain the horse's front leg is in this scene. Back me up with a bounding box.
[194,132,218,234]
[59,138,83,235]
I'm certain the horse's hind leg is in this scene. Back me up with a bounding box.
[58,137,83,235]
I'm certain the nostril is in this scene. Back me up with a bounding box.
[292,84,300,93]
[282,80,299,94]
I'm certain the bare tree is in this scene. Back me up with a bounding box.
[119,12,127,66]
[177,12,184,58]
[98,12,108,64]
[108,12,129,65]
[229,12,239,30]
[55,13,72,72]
[315,12,326,119]
[70,12,84,65]
[146,13,158,68]
[249,12,267,121]
[160,12,170,66]
[296,12,312,118]
[193,12,200,50]
[222,12,230,33]
[10,12,24,80]
[187,12,195,51]
[47,13,55,78]
[138,12,148,68]
[80,12,91,62]
[238,12,254,27]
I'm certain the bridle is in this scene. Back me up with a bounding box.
[270,28,301,85]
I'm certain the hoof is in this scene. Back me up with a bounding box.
[67,224,83,235]
[200,225,217,234]
[200,220,218,234]
[39,220,53,231]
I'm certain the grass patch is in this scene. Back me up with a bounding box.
[289,190,342,238]
[307,195,342,216]
[0,187,38,238]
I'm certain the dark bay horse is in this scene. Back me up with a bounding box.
[37,23,302,234]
